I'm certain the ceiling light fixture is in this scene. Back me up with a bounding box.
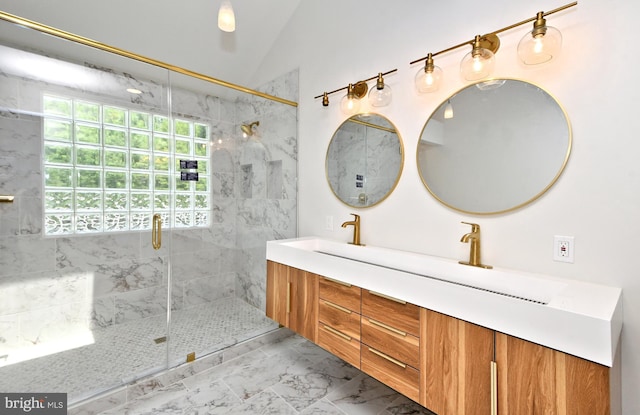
[411,1,576,92]
[314,69,397,113]
[444,99,454,119]
[218,0,236,33]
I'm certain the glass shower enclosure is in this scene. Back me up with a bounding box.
[0,12,297,404]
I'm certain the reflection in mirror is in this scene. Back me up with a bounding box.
[327,114,404,208]
[417,79,571,214]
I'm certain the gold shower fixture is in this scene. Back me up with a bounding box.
[314,69,397,114]
[410,1,577,91]
[241,121,259,137]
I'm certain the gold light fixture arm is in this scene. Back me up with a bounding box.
[314,69,397,102]
[409,1,577,65]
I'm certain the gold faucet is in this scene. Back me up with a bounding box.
[459,222,492,269]
[341,213,363,246]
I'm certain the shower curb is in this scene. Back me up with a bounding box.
[67,327,293,415]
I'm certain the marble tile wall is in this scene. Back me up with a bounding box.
[0,45,298,366]
[234,71,299,311]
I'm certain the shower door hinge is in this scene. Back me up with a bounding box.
[186,352,196,363]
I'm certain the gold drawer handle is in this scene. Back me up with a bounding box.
[323,300,352,314]
[491,361,497,415]
[322,325,352,342]
[324,277,352,288]
[368,318,406,337]
[0,195,14,203]
[368,347,407,369]
[369,290,406,305]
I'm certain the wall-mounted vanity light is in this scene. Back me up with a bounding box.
[241,121,259,137]
[411,1,577,93]
[315,69,397,114]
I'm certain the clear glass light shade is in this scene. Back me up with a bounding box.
[517,26,562,65]
[460,48,495,81]
[218,0,236,32]
[340,93,361,115]
[415,65,443,93]
[368,85,392,107]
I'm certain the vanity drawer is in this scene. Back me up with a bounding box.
[362,290,420,337]
[361,345,420,402]
[319,299,361,340]
[361,317,419,368]
[318,323,361,368]
[319,276,361,312]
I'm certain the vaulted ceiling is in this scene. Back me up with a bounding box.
[0,0,302,89]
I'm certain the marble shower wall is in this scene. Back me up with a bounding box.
[234,71,299,311]
[0,46,298,364]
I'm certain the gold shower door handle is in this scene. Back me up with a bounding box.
[152,214,162,250]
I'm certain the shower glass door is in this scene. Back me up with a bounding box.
[0,19,173,403]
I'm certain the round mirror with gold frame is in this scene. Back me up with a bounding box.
[326,113,404,208]
[417,79,571,215]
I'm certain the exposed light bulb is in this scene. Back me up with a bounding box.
[533,36,544,54]
[472,57,484,73]
[340,84,361,115]
[415,53,443,93]
[218,0,236,32]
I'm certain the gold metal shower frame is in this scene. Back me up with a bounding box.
[0,10,298,108]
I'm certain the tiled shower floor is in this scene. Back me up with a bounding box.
[0,297,278,403]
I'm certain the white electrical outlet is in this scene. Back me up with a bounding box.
[553,235,574,263]
[325,215,334,231]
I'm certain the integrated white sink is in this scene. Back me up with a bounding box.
[312,241,567,305]
[266,237,623,367]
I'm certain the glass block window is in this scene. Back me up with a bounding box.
[43,94,211,235]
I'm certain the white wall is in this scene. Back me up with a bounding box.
[2,0,639,412]
[258,1,640,413]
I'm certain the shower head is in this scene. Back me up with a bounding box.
[241,121,260,137]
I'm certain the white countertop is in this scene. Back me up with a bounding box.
[266,237,623,367]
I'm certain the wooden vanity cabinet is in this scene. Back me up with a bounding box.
[266,261,617,414]
[496,333,612,415]
[317,276,362,368]
[421,309,493,415]
[266,260,318,341]
[361,290,421,402]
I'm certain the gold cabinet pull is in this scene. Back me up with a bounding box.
[369,290,406,305]
[286,282,292,314]
[491,361,497,415]
[323,300,352,314]
[0,195,14,203]
[368,347,407,369]
[322,325,352,342]
[324,277,352,288]
[368,318,406,337]
[152,214,162,250]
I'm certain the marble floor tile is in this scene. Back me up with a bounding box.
[86,332,437,415]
